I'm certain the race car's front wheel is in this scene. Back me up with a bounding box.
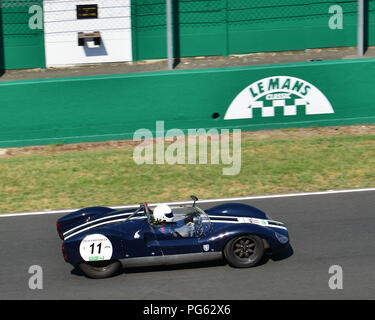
[224,235,264,268]
[79,260,121,279]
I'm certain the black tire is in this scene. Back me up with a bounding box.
[224,235,264,268]
[79,260,121,279]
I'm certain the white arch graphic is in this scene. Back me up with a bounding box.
[224,76,334,120]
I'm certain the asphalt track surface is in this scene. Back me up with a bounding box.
[1,190,375,300]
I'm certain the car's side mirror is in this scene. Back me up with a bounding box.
[191,195,198,206]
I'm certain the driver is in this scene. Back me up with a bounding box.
[153,204,180,237]
[153,204,175,224]
[153,205,198,238]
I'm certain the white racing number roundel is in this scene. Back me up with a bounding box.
[79,234,113,262]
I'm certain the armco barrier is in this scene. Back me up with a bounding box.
[1,58,375,148]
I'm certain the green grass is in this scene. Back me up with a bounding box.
[0,133,375,213]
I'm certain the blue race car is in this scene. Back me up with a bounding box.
[56,196,289,278]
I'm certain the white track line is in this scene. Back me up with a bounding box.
[1,187,375,218]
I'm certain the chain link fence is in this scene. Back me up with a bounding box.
[1,0,43,36]
[1,0,42,8]
[227,0,358,25]
[0,0,370,45]
[2,0,375,68]
[132,0,359,30]
[133,0,224,31]
[132,0,369,60]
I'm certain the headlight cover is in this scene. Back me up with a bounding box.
[275,232,289,244]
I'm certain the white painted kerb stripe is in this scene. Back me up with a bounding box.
[1,188,375,218]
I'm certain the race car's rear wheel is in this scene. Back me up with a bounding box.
[79,260,121,279]
[224,235,264,268]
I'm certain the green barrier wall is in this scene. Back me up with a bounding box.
[0,5,4,74]
[0,58,375,148]
[1,0,45,70]
[132,0,362,61]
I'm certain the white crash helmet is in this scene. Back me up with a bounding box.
[153,204,174,223]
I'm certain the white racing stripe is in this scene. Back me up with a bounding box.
[209,216,287,230]
[62,211,136,236]
[210,220,287,230]
[64,216,147,240]
[65,215,285,240]
[64,218,128,240]
[1,187,375,218]
[210,220,240,224]
[65,211,285,240]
